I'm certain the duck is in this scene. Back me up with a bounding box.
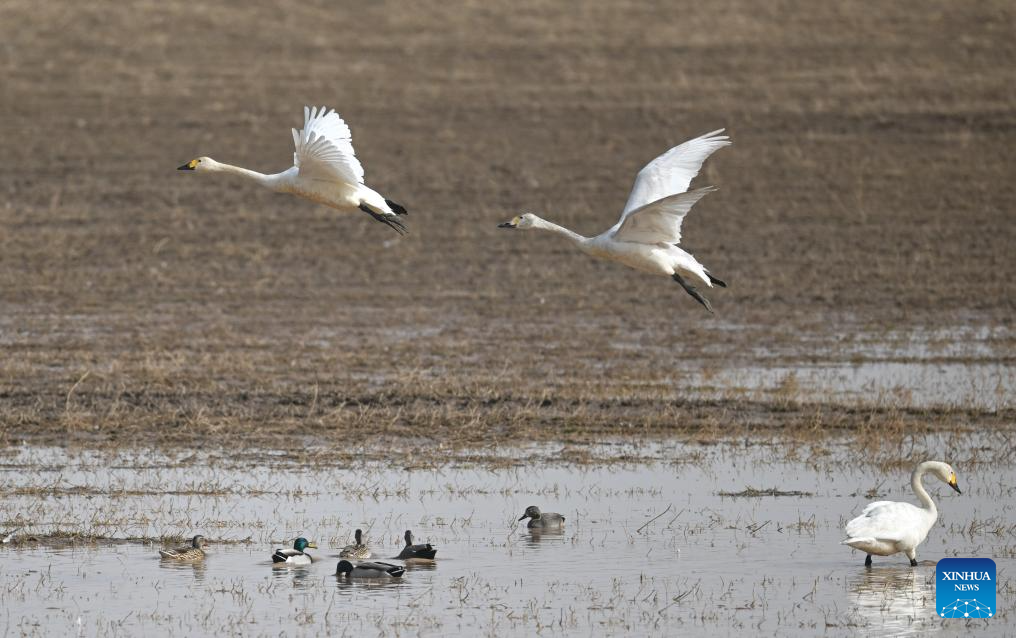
[272,537,317,565]
[842,460,962,566]
[499,129,730,312]
[159,534,206,561]
[178,106,408,234]
[396,530,437,560]
[518,505,566,529]
[339,529,371,559]
[336,560,405,579]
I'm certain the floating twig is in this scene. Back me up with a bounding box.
[637,504,673,534]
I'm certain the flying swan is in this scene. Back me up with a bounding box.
[499,130,730,312]
[842,460,961,566]
[178,106,407,234]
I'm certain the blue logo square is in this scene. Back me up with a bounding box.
[937,558,996,619]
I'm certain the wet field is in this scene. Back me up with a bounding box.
[2,439,1013,637]
[1,0,1012,453]
[1,0,1014,636]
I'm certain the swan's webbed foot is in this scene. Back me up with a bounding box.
[910,558,918,567]
[864,554,872,567]
[672,273,713,313]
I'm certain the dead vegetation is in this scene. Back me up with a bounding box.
[718,487,814,498]
[0,0,1013,460]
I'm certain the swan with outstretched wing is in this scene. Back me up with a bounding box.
[499,129,730,312]
[179,106,407,234]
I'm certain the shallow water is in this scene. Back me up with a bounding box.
[0,443,1012,637]
[615,323,1015,411]
[687,360,1014,411]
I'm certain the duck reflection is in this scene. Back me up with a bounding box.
[523,528,566,548]
[270,562,315,589]
[403,558,438,573]
[157,557,207,582]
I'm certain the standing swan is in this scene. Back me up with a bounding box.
[178,106,407,234]
[842,460,961,567]
[499,130,730,312]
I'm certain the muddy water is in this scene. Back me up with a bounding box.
[0,443,1011,637]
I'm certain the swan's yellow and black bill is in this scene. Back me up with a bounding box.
[949,473,961,494]
[177,159,198,170]
[498,216,520,229]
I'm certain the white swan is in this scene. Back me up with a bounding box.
[178,106,407,234]
[498,130,730,312]
[842,460,961,567]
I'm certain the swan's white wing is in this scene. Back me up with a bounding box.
[619,129,730,219]
[858,501,898,518]
[843,501,922,542]
[611,186,715,245]
[291,105,364,185]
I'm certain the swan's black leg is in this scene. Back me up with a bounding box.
[359,203,407,235]
[672,273,713,313]
[865,554,872,567]
[910,558,918,567]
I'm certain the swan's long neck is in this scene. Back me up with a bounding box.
[210,162,277,189]
[911,463,937,512]
[533,217,588,246]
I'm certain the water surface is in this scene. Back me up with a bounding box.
[0,443,1011,637]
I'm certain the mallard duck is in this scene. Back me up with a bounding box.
[272,537,317,565]
[518,505,565,529]
[843,460,962,566]
[339,529,371,559]
[336,560,405,579]
[397,530,437,560]
[159,535,206,561]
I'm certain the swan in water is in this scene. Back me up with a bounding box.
[178,106,407,234]
[842,460,961,566]
[499,129,730,312]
